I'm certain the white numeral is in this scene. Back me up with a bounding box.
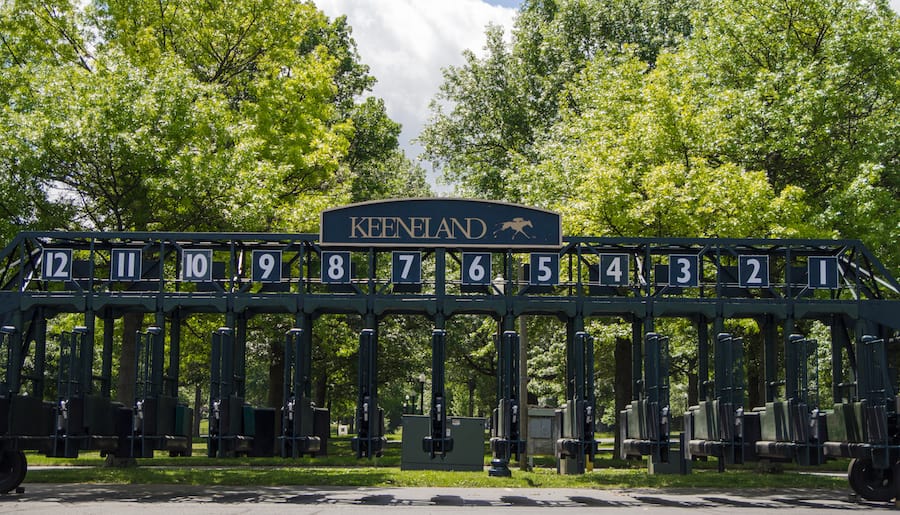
[746,258,762,284]
[468,255,485,282]
[675,257,692,284]
[327,254,345,280]
[258,253,275,279]
[606,257,622,283]
[398,254,414,279]
[537,256,553,282]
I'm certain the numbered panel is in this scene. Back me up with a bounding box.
[321,251,351,284]
[42,249,72,281]
[252,250,283,283]
[668,255,699,287]
[599,254,629,286]
[530,253,559,286]
[808,256,839,289]
[110,249,142,281]
[739,255,769,288]
[462,253,492,285]
[392,252,421,284]
[182,249,213,282]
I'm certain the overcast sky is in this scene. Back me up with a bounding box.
[315,0,900,191]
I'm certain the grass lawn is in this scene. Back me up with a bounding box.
[22,435,850,491]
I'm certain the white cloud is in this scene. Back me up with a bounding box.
[315,0,517,188]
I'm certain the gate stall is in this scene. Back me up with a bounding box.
[0,198,896,501]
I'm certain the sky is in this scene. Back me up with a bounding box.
[314,0,520,190]
[315,0,900,191]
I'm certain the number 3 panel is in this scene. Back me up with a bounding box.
[668,254,699,287]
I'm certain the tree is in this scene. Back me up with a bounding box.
[685,0,900,270]
[421,0,698,199]
[0,0,425,413]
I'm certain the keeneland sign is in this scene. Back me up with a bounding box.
[320,199,562,249]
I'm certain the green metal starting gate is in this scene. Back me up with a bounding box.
[0,199,896,500]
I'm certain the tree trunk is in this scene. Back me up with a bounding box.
[267,340,284,408]
[688,372,698,407]
[613,336,632,456]
[746,334,762,409]
[116,312,144,405]
[193,384,202,437]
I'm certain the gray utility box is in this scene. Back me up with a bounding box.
[527,407,560,455]
[401,415,486,471]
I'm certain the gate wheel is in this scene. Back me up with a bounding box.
[0,450,26,494]
[848,458,894,502]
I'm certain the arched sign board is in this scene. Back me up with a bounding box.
[320,199,562,249]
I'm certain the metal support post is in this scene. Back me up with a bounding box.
[557,330,596,474]
[281,326,320,458]
[698,318,710,401]
[352,328,385,458]
[209,327,235,458]
[489,330,522,476]
[763,315,777,402]
[423,329,453,456]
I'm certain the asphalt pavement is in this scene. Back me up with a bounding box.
[0,483,894,514]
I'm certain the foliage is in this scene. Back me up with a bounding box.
[421,0,698,199]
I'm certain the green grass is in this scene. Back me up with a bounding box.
[24,465,848,490]
[21,434,850,490]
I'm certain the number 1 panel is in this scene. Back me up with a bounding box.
[808,256,838,289]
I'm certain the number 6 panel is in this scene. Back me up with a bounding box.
[462,253,492,285]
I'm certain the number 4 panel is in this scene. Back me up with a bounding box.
[599,254,629,286]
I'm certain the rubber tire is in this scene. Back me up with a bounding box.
[0,450,26,494]
[848,458,894,502]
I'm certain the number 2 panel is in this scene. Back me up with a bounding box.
[739,255,769,288]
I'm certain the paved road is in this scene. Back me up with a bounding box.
[0,484,893,514]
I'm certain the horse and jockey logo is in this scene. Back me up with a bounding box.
[493,217,534,240]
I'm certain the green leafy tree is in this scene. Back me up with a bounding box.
[0,0,425,413]
[421,0,697,199]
